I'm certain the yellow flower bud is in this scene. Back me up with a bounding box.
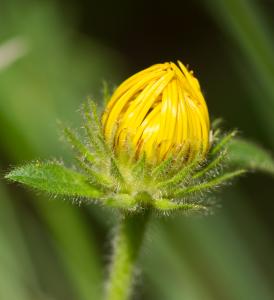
[102,61,210,163]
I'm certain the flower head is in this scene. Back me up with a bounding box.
[102,61,210,164]
[6,60,247,215]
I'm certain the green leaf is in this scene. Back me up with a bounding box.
[6,162,102,198]
[227,138,274,174]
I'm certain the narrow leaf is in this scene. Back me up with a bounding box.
[6,162,101,198]
[227,138,274,174]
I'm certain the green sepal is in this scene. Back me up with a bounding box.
[62,125,95,164]
[211,130,237,155]
[82,101,106,157]
[76,158,114,190]
[105,194,137,210]
[110,157,126,186]
[172,169,246,198]
[151,155,173,179]
[211,118,223,130]
[156,156,200,190]
[102,81,112,107]
[192,151,226,179]
[153,199,207,212]
[5,162,102,198]
[131,153,147,180]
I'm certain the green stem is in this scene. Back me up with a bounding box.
[105,211,150,300]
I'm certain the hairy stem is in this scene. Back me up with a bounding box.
[106,211,150,300]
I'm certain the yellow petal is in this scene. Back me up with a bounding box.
[102,61,211,165]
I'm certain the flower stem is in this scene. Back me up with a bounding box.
[106,211,150,300]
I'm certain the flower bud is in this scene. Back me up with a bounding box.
[102,61,210,163]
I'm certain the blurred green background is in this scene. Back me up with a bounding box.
[1,0,274,299]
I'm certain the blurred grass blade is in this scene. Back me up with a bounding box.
[6,162,102,198]
[142,219,213,300]
[0,181,45,300]
[143,210,274,300]
[0,0,124,159]
[37,199,103,300]
[204,0,274,144]
[174,214,274,300]
[228,138,274,174]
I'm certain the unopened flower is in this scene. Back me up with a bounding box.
[102,61,210,164]
[6,61,246,214]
